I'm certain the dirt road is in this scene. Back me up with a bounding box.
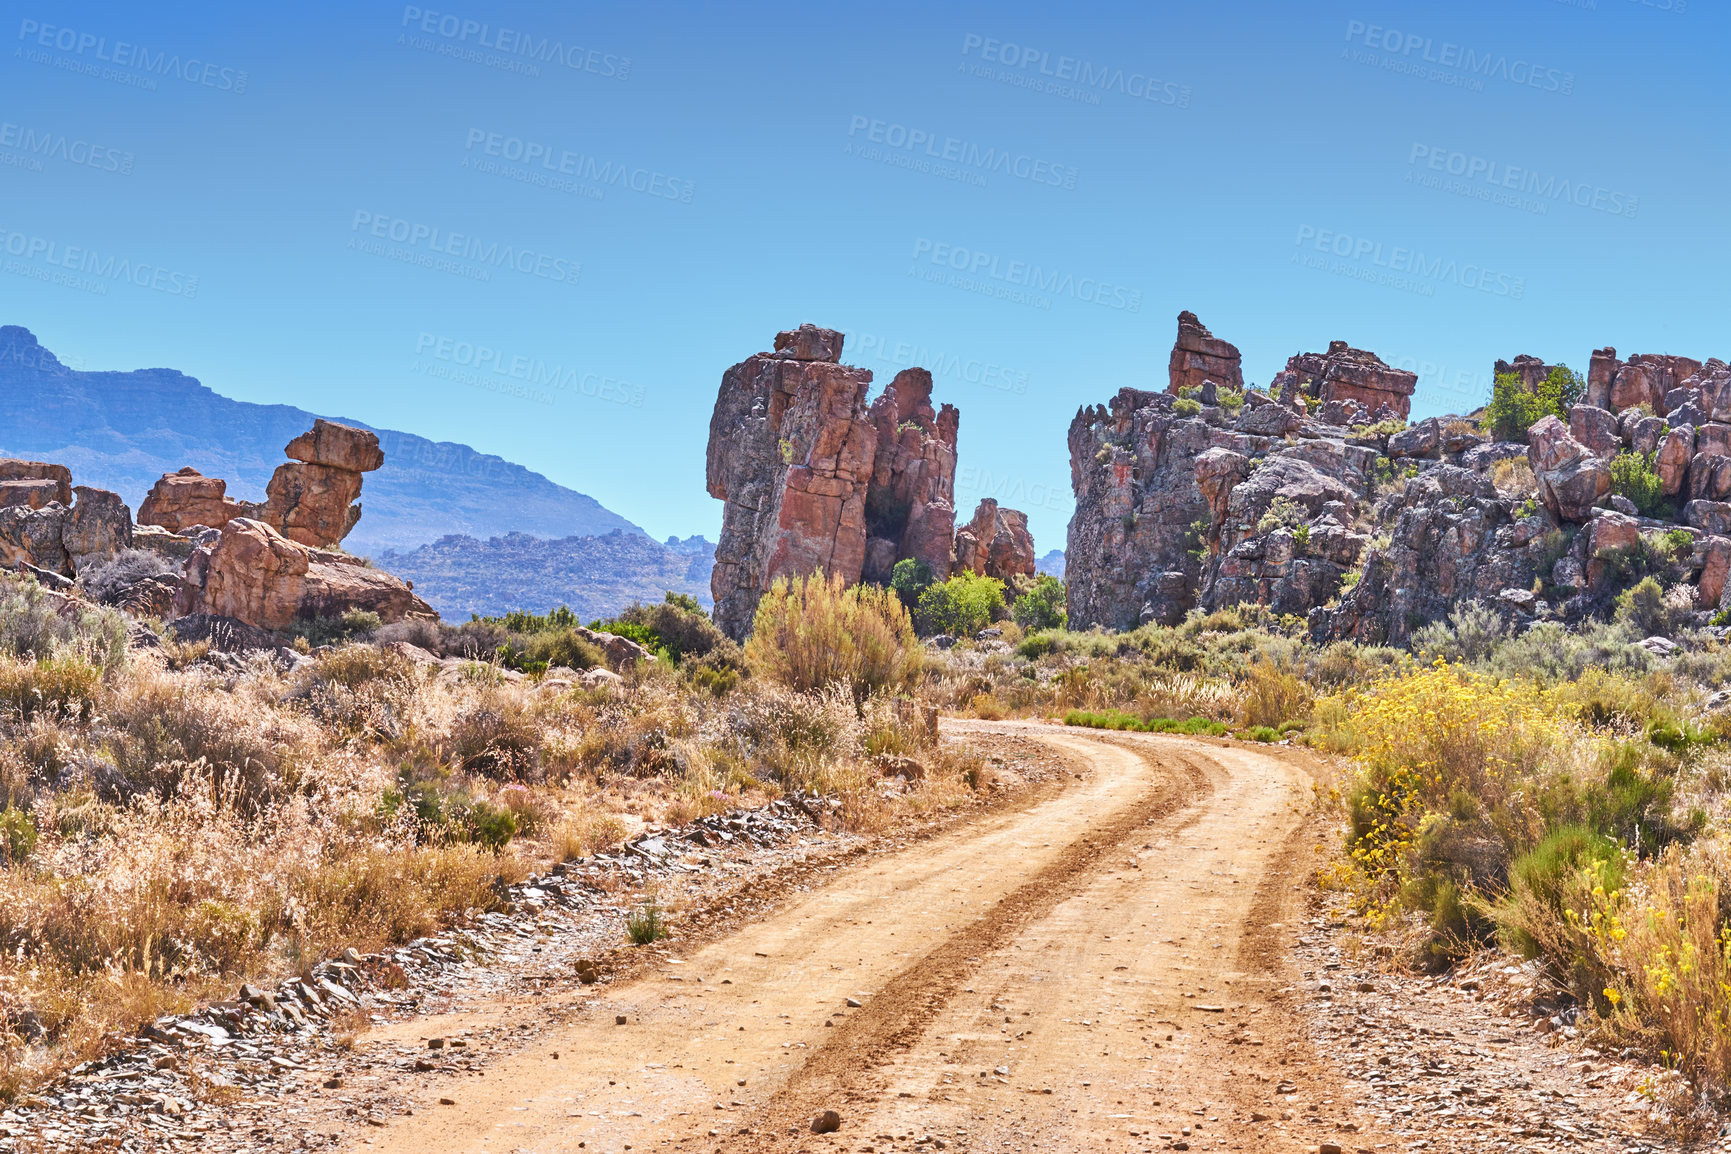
[360,723,1352,1154]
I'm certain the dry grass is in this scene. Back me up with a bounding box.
[0,572,1002,1096]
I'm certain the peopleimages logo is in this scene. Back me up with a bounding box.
[462,130,694,203]
[1343,20,1573,95]
[414,333,646,408]
[399,7,629,79]
[0,226,198,297]
[1407,144,1637,219]
[959,34,1191,108]
[0,120,132,174]
[846,116,1078,190]
[1294,225,1525,299]
[16,19,248,92]
[349,211,580,286]
[910,238,1142,312]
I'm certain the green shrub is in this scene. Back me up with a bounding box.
[1172,397,1202,418]
[1016,631,1060,659]
[1498,826,1625,957]
[1483,365,1583,442]
[890,559,935,609]
[1609,451,1666,516]
[1063,709,1227,736]
[916,572,1007,638]
[1011,575,1067,631]
[626,896,671,944]
[1241,725,1280,743]
[0,807,37,864]
[0,575,127,671]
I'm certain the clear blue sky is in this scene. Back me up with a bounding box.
[2,0,1722,551]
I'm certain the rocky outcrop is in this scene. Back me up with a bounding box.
[1066,384,1375,629]
[1315,467,1544,645]
[862,369,959,585]
[1271,341,1417,421]
[1528,416,1610,522]
[138,420,381,549]
[0,460,71,507]
[173,518,433,631]
[138,467,246,533]
[954,499,1036,582]
[0,483,133,575]
[260,419,381,547]
[706,326,970,640]
[706,326,880,640]
[1167,311,1243,397]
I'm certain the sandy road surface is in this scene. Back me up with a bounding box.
[360,723,1339,1154]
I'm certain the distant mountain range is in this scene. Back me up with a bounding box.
[0,325,641,553]
[379,532,714,621]
[0,325,720,618]
[1037,550,1065,578]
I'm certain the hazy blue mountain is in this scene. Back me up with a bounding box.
[1037,549,1066,578]
[0,325,642,553]
[378,532,714,621]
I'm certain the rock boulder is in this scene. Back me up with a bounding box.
[953,498,1036,582]
[1528,416,1611,522]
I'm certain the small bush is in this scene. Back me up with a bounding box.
[1172,397,1202,418]
[626,895,670,944]
[76,548,177,603]
[890,559,935,609]
[1609,450,1666,517]
[291,608,383,648]
[0,657,101,721]
[745,572,920,701]
[916,572,1007,638]
[1011,575,1067,631]
[1482,365,1583,442]
[1238,659,1313,729]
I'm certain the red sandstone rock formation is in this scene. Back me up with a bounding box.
[173,517,434,630]
[706,326,967,640]
[953,498,1035,582]
[863,369,959,585]
[139,420,382,548]
[1167,311,1243,398]
[1271,341,1417,420]
[706,326,881,640]
[138,467,246,533]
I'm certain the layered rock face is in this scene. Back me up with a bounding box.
[1271,341,1418,421]
[1066,387,1379,630]
[1167,311,1243,397]
[707,326,973,640]
[138,419,381,548]
[862,369,959,585]
[137,468,245,533]
[0,467,133,576]
[173,518,433,630]
[706,326,880,640]
[954,499,1036,582]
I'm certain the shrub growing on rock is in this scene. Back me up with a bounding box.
[1608,450,1666,517]
[1483,365,1583,442]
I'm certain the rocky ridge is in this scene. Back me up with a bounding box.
[1066,312,1731,644]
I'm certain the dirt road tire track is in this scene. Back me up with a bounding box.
[357,722,1345,1154]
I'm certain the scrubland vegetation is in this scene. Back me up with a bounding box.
[10,554,1731,1105]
